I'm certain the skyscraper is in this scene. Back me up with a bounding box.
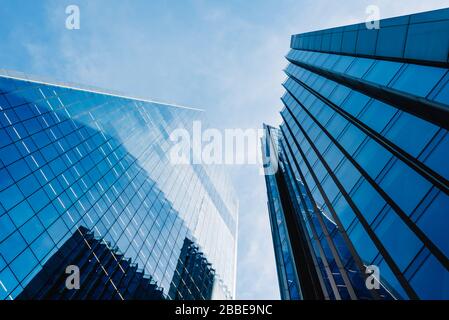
[263,8,449,300]
[0,70,238,300]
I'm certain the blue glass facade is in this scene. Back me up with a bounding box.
[264,8,449,300]
[17,226,166,300]
[0,71,238,300]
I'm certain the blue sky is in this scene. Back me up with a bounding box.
[1,0,448,299]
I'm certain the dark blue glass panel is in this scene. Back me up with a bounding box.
[346,57,374,78]
[416,192,449,257]
[375,209,422,271]
[0,214,15,242]
[0,268,18,300]
[0,184,24,211]
[405,20,449,63]
[391,64,447,98]
[352,180,386,224]
[376,25,407,58]
[410,255,449,299]
[359,100,397,133]
[10,249,37,283]
[355,139,392,179]
[378,259,408,299]
[380,159,431,215]
[340,91,371,117]
[338,124,366,155]
[335,159,361,194]
[424,132,449,180]
[333,56,355,73]
[385,112,439,157]
[363,60,403,86]
[8,200,34,227]
[434,80,449,105]
[332,195,356,230]
[349,222,378,263]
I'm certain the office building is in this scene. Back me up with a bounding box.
[0,71,238,300]
[263,8,449,300]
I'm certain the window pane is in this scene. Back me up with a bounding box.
[416,192,449,257]
[352,180,386,224]
[355,139,392,179]
[391,64,446,98]
[364,60,403,86]
[346,57,375,78]
[375,209,422,271]
[359,100,397,133]
[349,222,378,264]
[385,112,439,157]
[410,254,449,299]
[424,132,449,180]
[380,159,431,215]
[341,91,371,117]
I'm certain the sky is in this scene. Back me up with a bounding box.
[0,0,448,299]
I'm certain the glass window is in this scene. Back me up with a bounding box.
[328,85,351,106]
[424,132,449,180]
[341,91,371,118]
[0,168,14,192]
[434,79,449,105]
[332,195,356,230]
[0,231,26,262]
[47,219,69,245]
[338,124,366,156]
[322,176,339,204]
[359,100,397,133]
[375,208,422,271]
[27,189,50,213]
[333,56,355,73]
[345,57,375,78]
[326,113,347,139]
[8,200,34,227]
[376,25,407,58]
[17,173,41,198]
[7,160,32,182]
[355,139,392,179]
[416,192,449,257]
[0,214,15,242]
[352,180,386,224]
[378,259,408,299]
[323,144,344,171]
[335,159,361,194]
[385,112,439,157]
[0,143,21,166]
[391,64,447,98]
[380,159,432,215]
[0,267,18,300]
[0,184,24,211]
[10,249,38,283]
[349,222,378,264]
[30,232,55,261]
[20,216,44,244]
[316,107,334,127]
[410,254,449,299]
[0,129,13,149]
[364,60,403,86]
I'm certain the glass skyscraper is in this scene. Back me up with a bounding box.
[0,70,238,300]
[263,8,449,300]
